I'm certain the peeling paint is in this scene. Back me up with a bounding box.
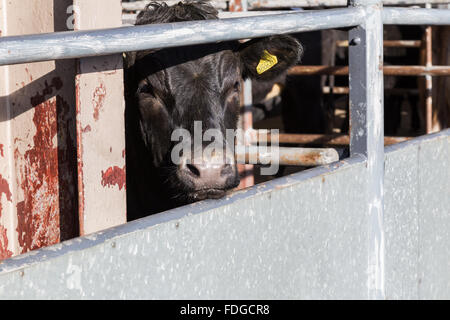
[0,176,11,204]
[15,99,60,254]
[229,0,243,12]
[24,67,33,82]
[0,226,12,260]
[92,82,106,121]
[82,125,91,133]
[0,175,13,260]
[101,166,126,190]
[75,75,86,235]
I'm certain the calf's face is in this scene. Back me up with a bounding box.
[129,35,302,202]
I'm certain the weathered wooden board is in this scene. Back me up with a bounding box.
[73,0,127,235]
[0,0,78,260]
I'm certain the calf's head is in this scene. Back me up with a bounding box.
[126,2,302,203]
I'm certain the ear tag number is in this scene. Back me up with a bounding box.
[256,50,278,74]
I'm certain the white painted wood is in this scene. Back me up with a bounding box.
[74,0,127,235]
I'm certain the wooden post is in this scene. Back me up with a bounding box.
[0,0,78,259]
[74,0,127,235]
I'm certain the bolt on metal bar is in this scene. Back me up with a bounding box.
[348,0,385,299]
[0,7,365,66]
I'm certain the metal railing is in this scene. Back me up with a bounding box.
[121,0,450,11]
[0,0,449,299]
[0,7,449,66]
[0,7,365,66]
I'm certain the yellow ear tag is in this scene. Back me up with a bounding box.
[256,50,278,74]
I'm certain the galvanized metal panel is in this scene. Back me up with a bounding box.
[384,142,420,299]
[0,131,448,299]
[383,131,450,299]
[416,135,450,299]
[0,156,370,299]
[74,0,127,235]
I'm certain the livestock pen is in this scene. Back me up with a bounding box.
[0,0,449,299]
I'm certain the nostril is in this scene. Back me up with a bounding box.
[186,163,201,177]
[220,164,233,177]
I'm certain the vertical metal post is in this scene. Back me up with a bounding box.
[234,0,255,190]
[424,26,433,133]
[348,0,385,299]
[238,79,255,189]
[425,4,433,133]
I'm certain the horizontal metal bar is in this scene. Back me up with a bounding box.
[336,40,422,48]
[121,0,344,11]
[0,7,364,66]
[122,0,228,11]
[383,7,450,25]
[323,86,419,95]
[322,86,351,94]
[235,145,339,166]
[122,10,294,25]
[381,0,450,4]
[122,13,139,25]
[251,132,411,146]
[287,66,346,75]
[122,0,450,12]
[252,0,450,7]
[216,10,294,18]
[386,65,450,76]
[289,65,450,76]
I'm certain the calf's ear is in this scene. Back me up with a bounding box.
[238,35,303,80]
[137,92,171,166]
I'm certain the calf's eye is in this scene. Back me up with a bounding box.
[233,81,241,92]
